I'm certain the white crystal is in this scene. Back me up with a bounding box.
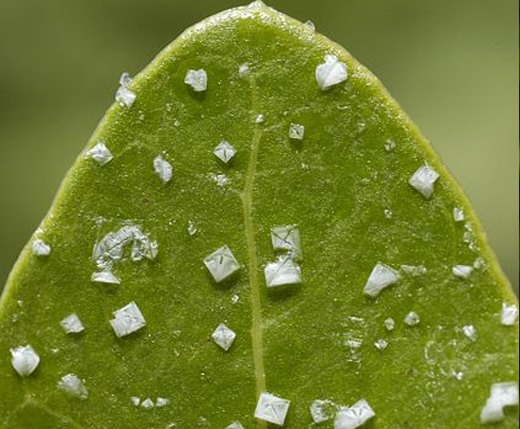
[363,263,400,297]
[211,323,236,351]
[184,69,207,92]
[384,318,395,331]
[334,399,375,429]
[408,164,440,199]
[210,173,229,187]
[141,397,154,409]
[57,373,88,400]
[254,392,291,426]
[60,313,85,334]
[400,265,427,276]
[119,72,133,87]
[480,382,519,424]
[501,303,519,326]
[289,123,305,140]
[115,85,136,108]
[473,257,485,269]
[91,271,121,284]
[255,114,265,123]
[264,256,302,287]
[156,397,169,407]
[231,294,240,305]
[374,339,388,351]
[86,141,113,166]
[404,311,420,326]
[453,207,465,222]
[32,239,51,256]
[203,245,240,283]
[238,63,250,78]
[153,155,173,183]
[10,345,40,376]
[226,421,244,429]
[271,224,302,259]
[130,396,140,406]
[310,399,337,424]
[383,209,393,219]
[481,395,505,424]
[384,139,396,152]
[452,265,473,279]
[304,20,316,31]
[214,141,236,164]
[187,221,198,236]
[462,325,477,341]
[110,301,146,337]
[316,54,348,90]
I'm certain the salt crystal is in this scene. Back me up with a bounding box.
[384,318,395,331]
[254,392,291,426]
[264,256,302,287]
[409,164,440,199]
[383,209,393,219]
[231,294,239,305]
[238,63,250,78]
[310,399,337,423]
[32,239,51,256]
[462,325,477,341]
[210,173,229,187]
[481,395,505,424]
[184,69,207,92]
[453,207,465,222]
[115,85,136,108]
[226,421,244,429]
[110,301,146,337]
[156,397,169,407]
[316,54,348,90]
[384,139,396,152]
[57,373,88,400]
[10,345,40,376]
[187,221,198,236]
[255,114,265,123]
[400,265,427,276]
[153,155,173,183]
[363,263,400,298]
[86,141,113,166]
[271,224,302,259]
[289,123,305,140]
[141,397,154,409]
[204,245,240,283]
[91,271,121,285]
[374,339,388,351]
[214,141,236,164]
[452,265,473,279]
[130,396,140,406]
[304,20,316,31]
[334,399,375,429]
[404,311,420,327]
[60,313,85,334]
[119,72,133,87]
[211,323,236,351]
[480,382,519,424]
[501,303,519,326]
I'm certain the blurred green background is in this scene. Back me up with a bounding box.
[0,0,517,292]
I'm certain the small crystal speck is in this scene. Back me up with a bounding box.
[60,313,85,334]
[452,265,473,279]
[384,318,395,331]
[335,399,375,429]
[409,164,440,199]
[57,373,88,400]
[404,311,421,326]
[384,139,396,152]
[153,155,173,183]
[156,397,169,407]
[315,54,348,90]
[304,20,316,31]
[86,141,113,166]
[238,63,250,78]
[91,271,121,285]
[187,221,198,236]
[374,339,388,351]
[453,207,465,222]
[214,141,236,164]
[130,396,140,406]
[501,303,519,326]
[141,397,155,409]
[185,69,207,92]
[462,325,477,341]
[310,399,337,424]
[255,114,265,123]
[32,239,51,256]
[363,263,400,298]
[289,123,305,140]
[383,209,393,219]
[226,421,244,429]
[211,323,236,351]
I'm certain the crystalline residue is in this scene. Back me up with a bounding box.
[409,164,440,199]
[289,123,305,140]
[214,141,236,164]
[404,311,421,327]
[203,245,240,283]
[452,265,473,279]
[254,392,291,426]
[264,256,302,287]
[480,381,519,424]
[334,399,375,429]
[184,69,207,92]
[57,373,88,400]
[271,224,302,260]
[310,399,337,423]
[60,313,85,334]
[10,345,40,376]
[453,207,465,222]
[110,301,146,337]
[153,155,173,183]
[461,325,477,341]
[316,54,348,90]
[363,263,400,297]
[86,141,113,166]
[115,72,136,108]
[32,239,51,256]
[211,323,236,352]
[501,303,519,326]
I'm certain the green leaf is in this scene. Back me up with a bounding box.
[0,2,518,428]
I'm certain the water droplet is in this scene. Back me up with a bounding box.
[271,224,302,260]
[289,123,305,140]
[309,399,337,423]
[32,239,51,256]
[363,263,400,298]
[384,139,396,152]
[211,323,236,351]
[110,301,146,338]
[86,141,113,166]
[60,313,85,334]
[453,207,465,222]
[384,318,395,331]
[57,374,88,400]
[404,311,421,327]
[501,303,519,326]
[315,54,348,90]
[335,399,375,429]
[408,164,440,199]
[462,325,477,341]
[214,140,236,164]
[254,392,291,426]
[452,265,473,279]
[264,256,302,287]
[153,155,173,183]
[10,345,40,376]
[203,245,240,283]
[184,69,207,92]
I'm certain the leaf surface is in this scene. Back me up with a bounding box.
[0,3,518,428]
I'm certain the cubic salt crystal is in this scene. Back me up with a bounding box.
[453,207,465,222]
[214,141,236,164]
[156,397,169,407]
[60,313,85,334]
[316,54,348,90]
[480,382,519,424]
[363,263,400,297]
[334,399,375,429]
[408,164,440,199]
[271,224,302,259]
[374,339,388,351]
[10,345,40,376]
[130,396,140,406]
[115,85,136,108]
[184,69,207,92]
[238,63,250,78]
[254,392,291,426]
[289,123,305,140]
[203,245,240,283]
[462,325,477,341]
[404,311,420,326]
[57,373,88,400]
[211,323,236,351]
[153,155,173,183]
[91,271,120,285]
[480,395,505,424]
[310,399,337,423]
[501,303,519,326]
[110,301,146,337]
[264,256,302,287]
[32,239,51,256]
[141,397,154,409]
[452,265,473,279]
[384,318,395,331]
[226,421,244,429]
[400,265,427,276]
[86,141,113,166]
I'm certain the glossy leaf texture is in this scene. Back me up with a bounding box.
[0,3,518,428]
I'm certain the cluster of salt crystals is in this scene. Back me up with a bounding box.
[310,399,337,424]
[384,139,396,152]
[115,72,136,108]
[452,265,473,279]
[214,140,236,164]
[315,54,348,90]
[153,155,173,183]
[264,256,302,287]
[374,339,388,351]
[363,263,400,298]
[211,323,236,351]
[334,399,375,429]
[184,69,207,92]
[10,345,40,376]
[238,63,250,78]
[289,123,305,140]
[32,239,51,256]
[404,311,420,327]
[203,245,240,283]
[86,141,113,166]
[210,173,229,187]
[254,392,291,426]
[57,373,88,400]
[461,325,477,341]
[408,164,440,199]
[226,421,244,429]
[60,313,85,334]
[131,396,169,408]
[453,207,465,222]
[110,301,146,337]
[400,264,427,276]
[480,382,519,424]
[384,318,395,331]
[501,303,519,326]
